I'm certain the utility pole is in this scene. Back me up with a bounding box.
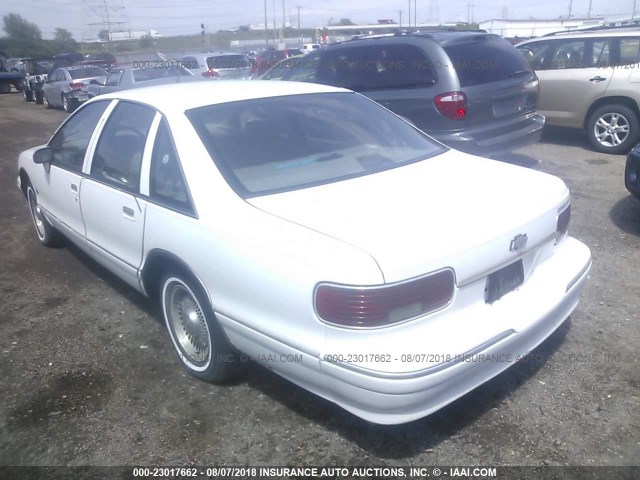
[633,0,637,20]
[587,0,592,18]
[273,0,277,42]
[414,0,417,27]
[297,5,301,29]
[408,0,411,26]
[264,0,269,45]
[282,0,286,30]
[568,0,573,18]
[399,9,402,27]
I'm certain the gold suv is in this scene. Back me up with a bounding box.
[517,27,640,154]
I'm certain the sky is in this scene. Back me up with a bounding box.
[3,0,636,40]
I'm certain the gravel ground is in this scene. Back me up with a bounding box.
[0,91,638,467]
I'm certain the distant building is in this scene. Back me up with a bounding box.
[478,18,604,38]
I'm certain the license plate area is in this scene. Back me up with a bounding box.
[485,260,524,304]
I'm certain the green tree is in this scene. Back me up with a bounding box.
[3,13,42,42]
[53,27,78,51]
[98,29,110,41]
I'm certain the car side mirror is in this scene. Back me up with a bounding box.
[33,147,53,172]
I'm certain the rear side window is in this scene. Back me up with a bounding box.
[444,37,531,86]
[150,118,193,214]
[517,41,552,70]
[619,38,640,65]
[91,102,156,192]
[317,44,436,91]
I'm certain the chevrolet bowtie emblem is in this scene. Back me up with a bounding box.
[510,233,528,252]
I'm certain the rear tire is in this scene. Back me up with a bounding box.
[62,94,77,113]
[586,104,640,155]
[26,182,60,246]
[160,272,241,383]
[23,86,33,102]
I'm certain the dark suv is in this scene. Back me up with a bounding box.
[305,32,544,155]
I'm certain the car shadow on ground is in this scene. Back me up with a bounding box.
[242,318,572,458]
[609,195,640,237]
[540,126,589,149]
[62,239,161,320]
[489,152,540,169]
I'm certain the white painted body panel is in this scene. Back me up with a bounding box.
[17,82,592,424]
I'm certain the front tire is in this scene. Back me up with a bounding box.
[26,183,60,246]
[587,104,640,154]
[43,92,52,109]
[160,273,240,383]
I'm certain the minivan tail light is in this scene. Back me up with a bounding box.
[202,69,219,78]
[69,82,85,90]
[556,202,571,243]
[434,91,467,120]
[315,269,455,328]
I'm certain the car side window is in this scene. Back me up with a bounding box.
[592,39,610,67]
[90,102,156,192]
[317,44,435,90]
[619,38,640,65]
[48,101,110,173]
[105,70,122,86]
[518,42,551,70]
[149,118,193,214]
[549,40,586,70]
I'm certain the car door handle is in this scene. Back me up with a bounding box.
[589,76,607,83]
[71,183,78,192]
[122,206,135,218]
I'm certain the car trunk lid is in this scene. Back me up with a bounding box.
[248,150,569,284]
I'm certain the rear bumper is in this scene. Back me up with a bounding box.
[432,112,545,156]
[625,145,640,200]
[320,236,591,424]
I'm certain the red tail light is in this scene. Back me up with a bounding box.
[315,269,455,328]
[202,69,219,78]
[556,202,571,243]
[434,91,467,120]
[69,82,85,90]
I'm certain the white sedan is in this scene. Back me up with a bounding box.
[17,81,591,425]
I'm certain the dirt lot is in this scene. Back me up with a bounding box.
[0,91,638,468]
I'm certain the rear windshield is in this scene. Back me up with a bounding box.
[69,67,107,79]
[207,55,250,69]
[186,92,445,197]
[443,37,531,87]
[133,66,191,82]
[316,44,436,91]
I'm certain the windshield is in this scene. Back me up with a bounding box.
[187,92,445,197]
[69,67,107,79]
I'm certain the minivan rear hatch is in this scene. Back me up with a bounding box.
[443,36,539,126]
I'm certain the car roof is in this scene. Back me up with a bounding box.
[96,80,349,113]
[328,31,498,48]
[518,28,640,43]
